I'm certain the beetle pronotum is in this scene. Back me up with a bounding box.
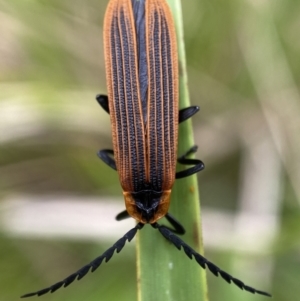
[21,0,270,298]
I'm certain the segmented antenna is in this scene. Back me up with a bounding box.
[152,223,271,297]
[21,223,144,298]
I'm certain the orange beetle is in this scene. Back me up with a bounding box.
[21,0,270,298]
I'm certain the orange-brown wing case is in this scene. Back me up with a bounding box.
[103,0,178,220]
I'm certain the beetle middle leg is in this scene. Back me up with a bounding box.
[176,146,205,179]
[96,94,109,114]
[96,94,200,124]
[97,149,116,170]
[98,147,204,179]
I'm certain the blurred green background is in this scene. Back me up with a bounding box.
[1,0,300,301]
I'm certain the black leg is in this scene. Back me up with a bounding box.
[116,211,185,235]
[176,146,205,179]
[116,210,130,221]
[96,94,109,114]
[96,95,199,123]
[163,213,185,234]
[97,149,117,171]
[21,223,144,298]
[152,223,271,297]
[98,146,203,180]
[178,106,200,123]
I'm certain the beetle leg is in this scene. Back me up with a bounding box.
[97,96,199,123]
[163,213,185,234]
[96,94,109,114]
[176,146,205,179]
[97,149,116,170]
[115,212,185,235]
[115,210,130,221]
[178,106,200,123]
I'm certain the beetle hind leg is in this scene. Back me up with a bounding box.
[178,106,200,123]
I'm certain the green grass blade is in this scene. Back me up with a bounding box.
[136,1,208,301]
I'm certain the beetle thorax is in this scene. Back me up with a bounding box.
[123,189,171,224]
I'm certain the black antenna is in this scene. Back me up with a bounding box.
[21,223,144,298]
[152,223,271,297]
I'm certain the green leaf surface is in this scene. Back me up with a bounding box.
[136,1,208,301]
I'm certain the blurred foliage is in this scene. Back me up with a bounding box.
[1,0,300,301]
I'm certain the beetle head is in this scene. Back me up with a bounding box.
[123,189,171,224]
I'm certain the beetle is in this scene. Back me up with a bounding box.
[21,0,270,298]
